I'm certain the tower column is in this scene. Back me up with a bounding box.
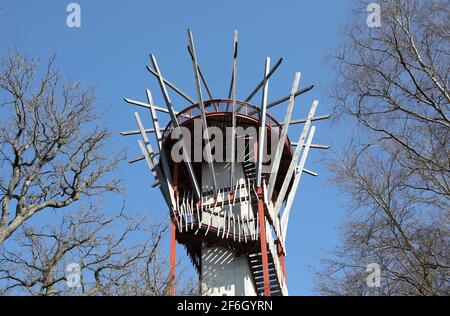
[169,220,177,296]
[169,163,179,296]
[278,241,286,278]
[257,187,271,296]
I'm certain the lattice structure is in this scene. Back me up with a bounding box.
[121,30,329,296]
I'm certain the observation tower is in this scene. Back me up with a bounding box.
[121,30,329,296]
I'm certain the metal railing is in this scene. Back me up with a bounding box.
[162,99,284,139]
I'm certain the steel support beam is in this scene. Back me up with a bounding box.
[169,163,179,296]
[277,241,286,278]
[169,220,177,296]
[258,187,271,296]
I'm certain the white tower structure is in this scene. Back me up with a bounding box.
[121,30,329,296]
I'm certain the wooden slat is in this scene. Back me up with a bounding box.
[124,97,172,114]
[124,97,190,119]
[120,128,165,136]
[187,29,218,194]
[230,30,238,191]
[274,100,318,212]
[266,85,313,109]
[137,140,172,208]
[226,30,239,109]
[128,155,145,164]
[247,85,313,117]
[146,89,176,203]
[291,143,330,149]
[150,54,201,199]
[244,58,283,102]
[187,45,215,103]
[146,65,196,104]
[281,126,316,247]
[302,168,318,176]
[267,72,301,198]
[256,58,270,187]
[282,114,330,126]
[134,112,176,208]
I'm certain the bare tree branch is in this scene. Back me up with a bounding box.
[315,0,449,296]
[0,48,123,244]
[0,204,198,295]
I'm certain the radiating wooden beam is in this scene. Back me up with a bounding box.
[230,30,239,191]
[151,180,160,188]
[120,128,164,136]
[244,57,283,102]
[124,98,171,114]
[283,114,330,126]
[150,54,201,199]
[267,72,301,199]
[146,65,196,104]
[137,140,172,208]
[226,30,239,111]
[187,45,215,102]
[146,90,163,148]
[267,85,313,109]
[134,112,175,208]
[187,29,218,194]
[247,85,313,117]
[274,100,318,212]
[128,155,145,164]
[291,143,330,149]
[124,97,191,119]
[281,126,316,245]
[302,168,318,176]
[146,89,176,203]
[256,57,271,187]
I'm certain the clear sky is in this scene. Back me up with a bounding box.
[0,0,353,295]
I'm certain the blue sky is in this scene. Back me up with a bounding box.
[0,0,353,295]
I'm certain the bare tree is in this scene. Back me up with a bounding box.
[0,48,121,244]
[0,203,197,295]
[314,0,449,295]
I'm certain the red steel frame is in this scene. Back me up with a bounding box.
[278,241,286,278]
[169,163,179,296]
[257,187,271,296]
